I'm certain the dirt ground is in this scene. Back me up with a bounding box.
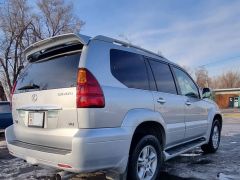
[0,116,240,180]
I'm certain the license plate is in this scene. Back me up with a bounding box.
[28,112,45,128]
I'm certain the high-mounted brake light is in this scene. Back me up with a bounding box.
[76,68,105,108]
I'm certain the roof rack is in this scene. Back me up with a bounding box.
[93,35,164,58]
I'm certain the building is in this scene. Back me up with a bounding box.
[213,88,240,109]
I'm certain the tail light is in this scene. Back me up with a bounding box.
[57,163,72,168]
[76,68,105,108]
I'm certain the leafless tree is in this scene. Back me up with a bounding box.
[210,77,220,89]
[195,67,211,88]
[36,0,85,39]
[193,68,240,89]
[0,81,7,101]
[0,0,85,99]
[0,0,32,98]
[216,71,240,89]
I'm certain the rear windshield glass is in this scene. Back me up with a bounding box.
[15,53,80,94]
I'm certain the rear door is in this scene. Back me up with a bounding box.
[12,43,82,148]
[172,67,208,140]
[14,49,81,128]
[146,59,186,147]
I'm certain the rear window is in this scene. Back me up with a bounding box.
[15,53,80,93]
[149,60,177,94]
[110,49,149,90]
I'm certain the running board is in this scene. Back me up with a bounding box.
[164,137,206,160]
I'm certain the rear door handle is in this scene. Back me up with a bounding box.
[157,98,166,104]
[185,100,192,106]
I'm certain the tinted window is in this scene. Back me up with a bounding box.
[15,53,80,93]
[145,60,157,91]
[110,49,149,90]
[149,60,177,94]
[173,67,199,98]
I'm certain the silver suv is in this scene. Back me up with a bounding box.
[6,33,222,180]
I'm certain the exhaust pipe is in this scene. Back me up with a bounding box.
[55,171,75,180]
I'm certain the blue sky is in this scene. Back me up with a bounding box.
[73,0,240,77]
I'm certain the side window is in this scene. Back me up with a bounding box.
[145,59,157,91]
[149,60,177,94]
[173,67,200,98]
[110,49,149,90]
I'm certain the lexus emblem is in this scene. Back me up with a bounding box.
[32,94,38,102]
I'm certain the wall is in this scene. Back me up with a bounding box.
[215,93,240,109]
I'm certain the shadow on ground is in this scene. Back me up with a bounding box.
[0,129,240,179]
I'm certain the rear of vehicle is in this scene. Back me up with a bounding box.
[0,102,12,131]
[5,33,222,179]
[5,34,131,173]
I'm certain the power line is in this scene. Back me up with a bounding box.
[197,55,240,68]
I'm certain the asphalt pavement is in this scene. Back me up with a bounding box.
[0,116,240,180]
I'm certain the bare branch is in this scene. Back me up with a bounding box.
[0,0,84,98]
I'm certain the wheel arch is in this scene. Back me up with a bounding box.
[121,108,167,154]
[213,113,223,130]
[129,121,166,154]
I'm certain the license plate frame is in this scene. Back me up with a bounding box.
[28,112,45,128]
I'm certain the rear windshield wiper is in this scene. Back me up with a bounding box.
[18,83,40,91]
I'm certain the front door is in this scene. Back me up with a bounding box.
[172,67,208,140]
[147,59,186,147]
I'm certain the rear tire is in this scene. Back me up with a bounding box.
[201,119,221,153]
[127,135,163,180]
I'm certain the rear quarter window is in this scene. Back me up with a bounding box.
[110,49,149,90]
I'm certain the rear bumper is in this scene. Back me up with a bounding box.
[5,125,131,173]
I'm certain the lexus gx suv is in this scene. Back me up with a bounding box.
[6,33,222,180]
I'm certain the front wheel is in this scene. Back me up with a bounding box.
[127,135,163,180]
[201,119,221,153]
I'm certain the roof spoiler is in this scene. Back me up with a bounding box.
[24,33,91,60]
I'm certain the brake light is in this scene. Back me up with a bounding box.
[58,163,72,168]
[76,68,105,108]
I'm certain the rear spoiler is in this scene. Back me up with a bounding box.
[24,33,91,60]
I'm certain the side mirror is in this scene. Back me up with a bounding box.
[202,88,212,99]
